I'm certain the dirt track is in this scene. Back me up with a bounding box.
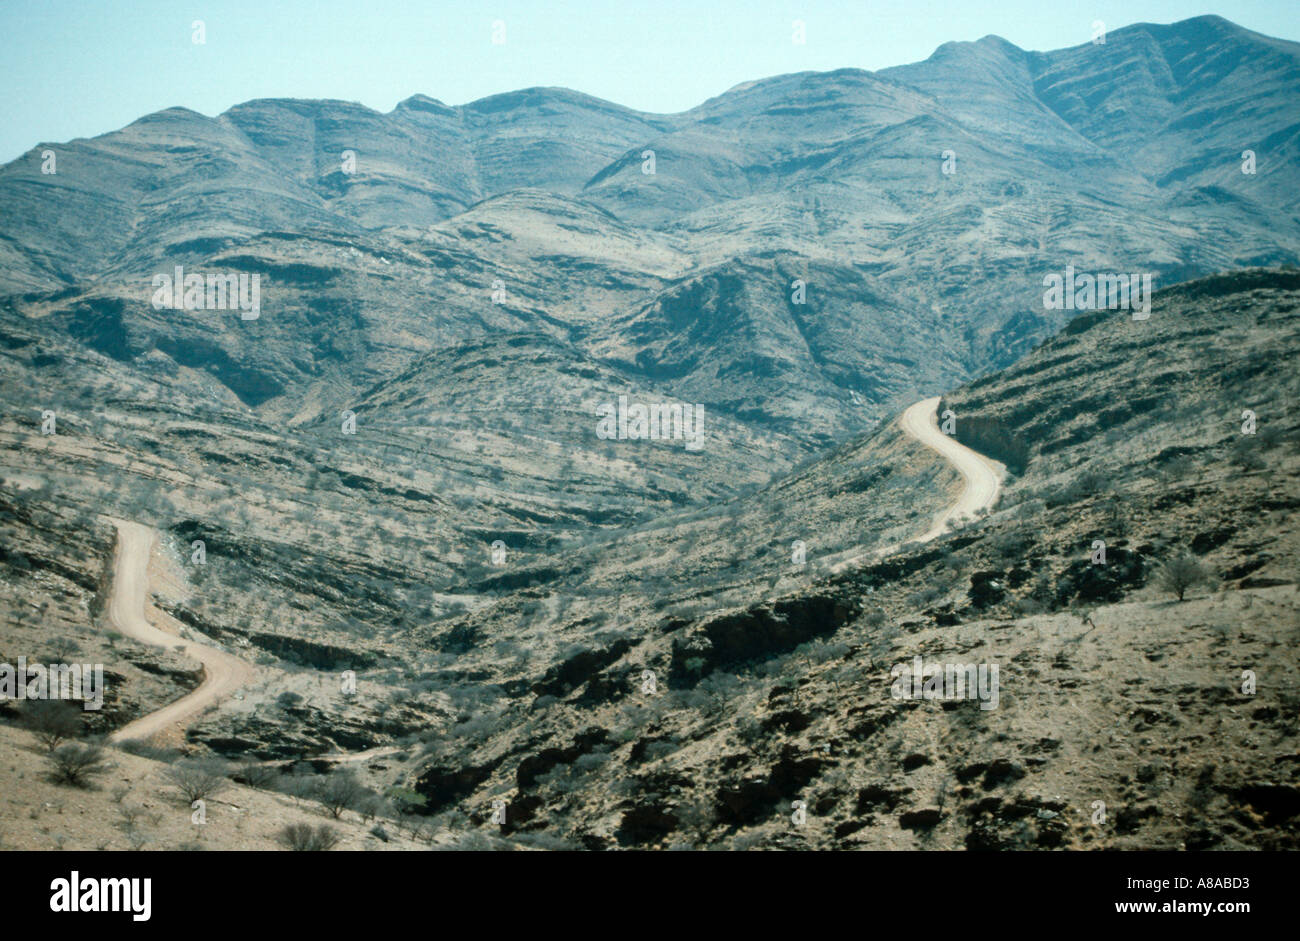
[898,396,1005,540]
[104,518,255,743]
[101,397,999,737]
[832,396,1005,572]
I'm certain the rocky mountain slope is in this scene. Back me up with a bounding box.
[1,15,1296,449]
[345,268,1296,851]
[4,268,1295,850]
[1,15,1298,851]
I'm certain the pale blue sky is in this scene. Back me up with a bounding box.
[1,1,1296,164]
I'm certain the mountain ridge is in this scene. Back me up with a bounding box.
[1,14,1299,852]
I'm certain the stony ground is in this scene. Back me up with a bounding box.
[0,724,431,852]
[1,271,1297,850]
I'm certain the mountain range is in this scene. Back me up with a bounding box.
[2,14,1297,456]
[1,14,1298,852]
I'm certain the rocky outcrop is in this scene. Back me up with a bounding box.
[670,593,859,682]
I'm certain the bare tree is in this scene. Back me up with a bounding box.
[162,757,231,803]
[278,766,319,806]
[276,823,341,851]
[1156,553,1212,601]
[315,768,368,819]
[237,759,279,790]
[23,701,82,752]
[48,743,111,787]
[47,636,82,662]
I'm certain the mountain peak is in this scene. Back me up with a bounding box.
[463,85,640,117]
[924,33,1028,67]
[394,94,455,117]
[1089,13,1291,52]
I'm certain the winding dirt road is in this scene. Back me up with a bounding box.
[832,396,1005,572]
[100,397,997,740]
[104,518,255,743]
[898,396,1004,540]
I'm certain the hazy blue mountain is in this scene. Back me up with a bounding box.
[1,15,1296,448]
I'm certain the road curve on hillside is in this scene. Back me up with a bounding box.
[104,518,255,743]
[898,396,1005,541]
[832,396,1005,573]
